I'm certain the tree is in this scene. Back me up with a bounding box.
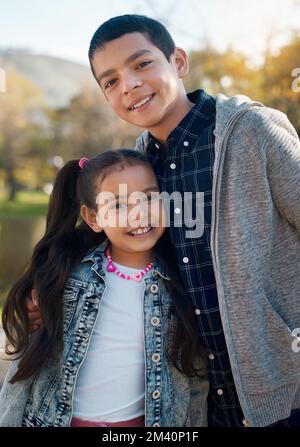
[0,68,43,200]
[185,46,260,99]
[47,87,140,163]
[259,34,300,134]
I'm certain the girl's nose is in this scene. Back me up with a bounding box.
[129,202,150,227]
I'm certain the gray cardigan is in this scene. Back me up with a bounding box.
[136,94,300,426]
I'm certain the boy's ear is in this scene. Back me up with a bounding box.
[81,205,102,233]
[174,47,189,78]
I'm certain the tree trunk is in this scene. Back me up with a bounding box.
[7,163,17,201]
[4,137,17,201]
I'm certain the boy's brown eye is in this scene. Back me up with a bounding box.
[137,60,152,69]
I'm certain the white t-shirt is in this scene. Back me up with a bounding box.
[72,258,152,422]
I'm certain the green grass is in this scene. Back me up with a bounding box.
[0,191,49,218]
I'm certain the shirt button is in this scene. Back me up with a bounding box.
[183,257,189,263]
[208,353,215,360]
[217,389,223,396]
[170,163,176,169]
[153,422,160,427]
[174,208,181,214]
[152,390,160,400]
[155,143,160,149]
[183,141,189,147]
[242,419,249,427]
[152,353,161,363]
[150,283,159,294]
[213,130,217,136]
[150,316,160,327]
[195,308,201,315]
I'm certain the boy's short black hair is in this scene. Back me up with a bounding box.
[88,14,176,66]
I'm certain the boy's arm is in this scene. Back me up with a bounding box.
[265,109,300,233]
[247,107,300,233]
[26,289,43,332]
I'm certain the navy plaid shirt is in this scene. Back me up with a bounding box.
[145,89,300,427]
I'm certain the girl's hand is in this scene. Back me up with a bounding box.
[26,288,43,333]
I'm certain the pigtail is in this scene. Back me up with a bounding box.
[2,161,98,383]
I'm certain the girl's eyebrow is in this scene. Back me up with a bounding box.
[142,185,160,193]
[97,50,152,84]
[113,186,160,201]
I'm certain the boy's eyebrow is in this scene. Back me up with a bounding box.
[97,50,152,84]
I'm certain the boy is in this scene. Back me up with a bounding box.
[28,15,300,426]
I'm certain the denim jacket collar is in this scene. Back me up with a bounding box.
[80,239,170,281]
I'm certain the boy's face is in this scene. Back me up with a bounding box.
[91,32,191,142]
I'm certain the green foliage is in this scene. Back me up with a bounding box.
[259,35,300,132]
[0,191,49,218]
[185,35,300,134]
[0,34,299,198]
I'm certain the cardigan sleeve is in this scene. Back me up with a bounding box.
[246,106,300,234]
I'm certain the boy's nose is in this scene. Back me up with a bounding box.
[122,74,142,94]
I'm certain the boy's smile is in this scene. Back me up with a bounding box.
[91,32,193,144]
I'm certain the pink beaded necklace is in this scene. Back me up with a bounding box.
[104,245,154,282]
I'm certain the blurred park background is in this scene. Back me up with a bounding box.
[0,0,300,324]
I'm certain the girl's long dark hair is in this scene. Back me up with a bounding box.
[2,149,206,383]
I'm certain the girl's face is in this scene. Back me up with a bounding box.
[82,163,165,266]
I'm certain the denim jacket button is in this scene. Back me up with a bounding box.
[152,390,160,400]
[152,353,161,363]
[150,317,160,327]
[150,284,159,294]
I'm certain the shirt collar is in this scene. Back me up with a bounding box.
[147,89,216,152]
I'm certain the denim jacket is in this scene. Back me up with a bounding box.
[0,240,208,427]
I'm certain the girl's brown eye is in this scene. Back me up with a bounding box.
[105,79,116,89]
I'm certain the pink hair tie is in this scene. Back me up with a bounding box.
[78,157,89,169]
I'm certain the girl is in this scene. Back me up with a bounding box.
[0,149,208,427]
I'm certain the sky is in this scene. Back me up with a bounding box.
[0,0,300,67]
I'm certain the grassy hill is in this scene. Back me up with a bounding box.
[0,48,98,107]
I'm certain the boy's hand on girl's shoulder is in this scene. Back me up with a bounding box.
[26,288,43,333]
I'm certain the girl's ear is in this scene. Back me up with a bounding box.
[81,205,102,233]
[174,47,189,78]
